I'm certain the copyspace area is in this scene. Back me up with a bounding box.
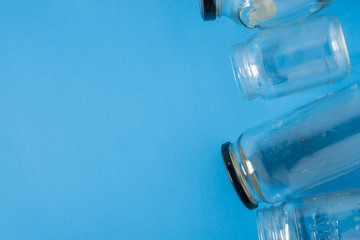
[0,1,359,239]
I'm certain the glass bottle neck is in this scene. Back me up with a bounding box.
[230,43,260,100]
[257,203,298,240]
[216,0,245,19]
[229,141,261,206]
[215,0,222,17]
[217,0,279,28]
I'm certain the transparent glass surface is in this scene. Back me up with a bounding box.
[229,84,360,205]
[257,189,360,240]
[230,15,351,100]
[220,0,334,28]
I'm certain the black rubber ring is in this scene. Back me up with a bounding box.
[222,142,258,210]
[200,0,216,21]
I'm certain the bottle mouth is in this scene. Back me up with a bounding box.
[221,142,258,210]
[257,206,287,240]
[199,0,216,21]
[230,44,259,100]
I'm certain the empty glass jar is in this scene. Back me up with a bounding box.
[257,189,360,240]
[222,84,360,210]
[230,15,351,100]
[199,0,334,28]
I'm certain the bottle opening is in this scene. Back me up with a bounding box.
[257,206,287,240]
[221,142,258,210]
[230,44,259,100]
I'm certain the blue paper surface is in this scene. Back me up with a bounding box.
[0,1,359,239]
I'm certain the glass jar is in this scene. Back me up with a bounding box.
[222,84,360,210]
[230,15,351,100]
[199,0,334,29]
[257,189,360,240]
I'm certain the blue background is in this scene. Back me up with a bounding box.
[0,1,359,239]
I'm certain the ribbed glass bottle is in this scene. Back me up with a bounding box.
[230,15,350,100]
[257,189,360,240]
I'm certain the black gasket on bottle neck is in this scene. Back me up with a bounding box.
[222,142,258,210]
[200,0,216,21]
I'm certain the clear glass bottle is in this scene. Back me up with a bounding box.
[199,0,334,29]
[230,15,351,100]
[222,84,360,210]
[257,189,360,240]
